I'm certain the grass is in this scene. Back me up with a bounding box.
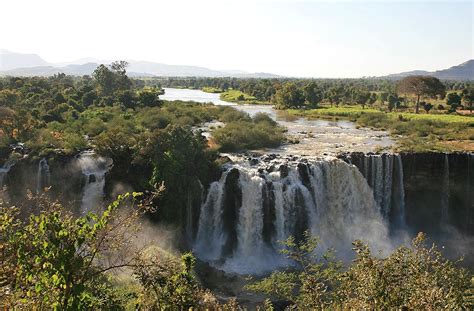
[201,87,223,93]
[288,106,380,118]
[288,106,474,152]
[220,89,256,102]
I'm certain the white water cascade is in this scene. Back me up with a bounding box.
[346,154,406,226]
[36,158,51,194]
[193,156,392,274]
[77,151,113,214]
[0,161,15,188]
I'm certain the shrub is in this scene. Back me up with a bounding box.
[248,232,472,310]
[0,193,148,309]
[213,117,285,152]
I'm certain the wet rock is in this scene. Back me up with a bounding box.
[262,181,276,245]
[249,158,259,166]
[88,174,96,183]
[221,168,242,257]
[279,164,289,178]
[266,164,276,173]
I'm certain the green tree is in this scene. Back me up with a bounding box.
[81,90,97,108]
[133,252,200,309]
[398,76,445,114]
[148,125,216,222]
[462,88,474,113]
[378,92,389,105]
[303,82,322,108]
[138,88,162,107]
[117,90,137,109]
[92,65,115,96]
[423,102,433,113]
[272,82,305,109]
[387,94,398,112]
[92,62,131,97]
[110,61,132,91]
[367,92,377,107]
[247,232,342,309]
[0,108,35,142]
[327,86,343,107]
[0,89,20,107]
[446,92,462,112]
[355,91,371,109]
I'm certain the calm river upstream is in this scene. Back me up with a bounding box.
[161,88,393,156]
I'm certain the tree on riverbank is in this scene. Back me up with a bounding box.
[272,82,305,109]
[398,76,445,113]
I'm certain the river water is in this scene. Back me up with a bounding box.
[161,88,393,156]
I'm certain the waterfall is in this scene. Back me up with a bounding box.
[194,157,392,274]
[351,154,405,224]
[36,158,50,194]
[441,153,450,224]
[366,155,395,217]
[77,151,113,214]
[394,155,406,227]
[0,161,15,188]
[194,171,229,261]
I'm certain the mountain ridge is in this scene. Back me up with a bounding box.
[1,50,472,80]
[0,50,280,78]
[383,60,474,81]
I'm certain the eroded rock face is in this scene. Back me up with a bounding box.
[221,168,242,257]
[341,152,474,236]
[5,155,84,208]
[401,152,473,236]
[2,153,113,214]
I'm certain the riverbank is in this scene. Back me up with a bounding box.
[286,107,474,152]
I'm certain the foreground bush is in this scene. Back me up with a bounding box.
[0,194,247,310]
[0,193,151,309]
[248,232,472,310]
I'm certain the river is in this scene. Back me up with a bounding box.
[161,88,393,156]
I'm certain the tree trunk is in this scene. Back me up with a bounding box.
[415,94,420,114]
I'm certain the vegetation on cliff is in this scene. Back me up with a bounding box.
[0,64,285,224]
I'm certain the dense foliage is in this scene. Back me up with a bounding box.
[0,64,285,222]
[0,194,248,310]
[248,232,473,310]
[0,193,147,309]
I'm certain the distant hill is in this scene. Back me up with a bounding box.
[0,50,280,78]
[0,50,50,71]
[385,60,474,81]
[0,63,154,77]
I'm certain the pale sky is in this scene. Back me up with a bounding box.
[1,0,473,77]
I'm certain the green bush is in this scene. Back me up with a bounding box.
[248,232,472,310]
[213,113,285,152]
[0,194,143,309]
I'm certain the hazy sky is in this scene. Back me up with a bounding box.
[1,0,472,77]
